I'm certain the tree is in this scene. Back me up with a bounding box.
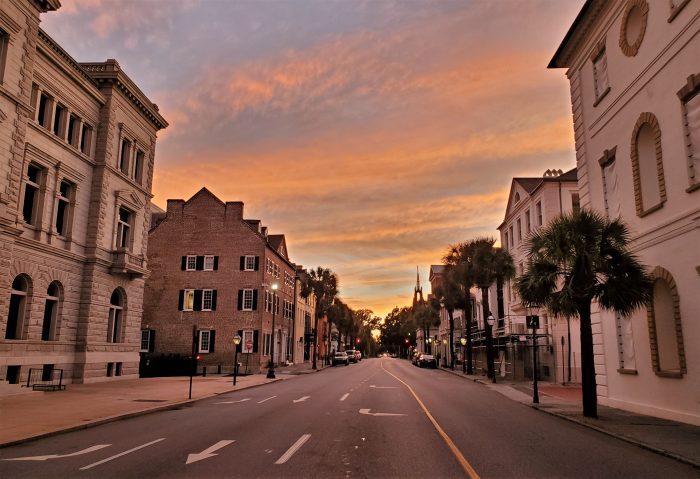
[516,209,652,418]
[300,267,338,369]
[472,238,515,380]
[413,301,440,354]
[379,307,414,356]
[434,265,470,369]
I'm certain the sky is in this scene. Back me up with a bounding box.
[42,0,582,318]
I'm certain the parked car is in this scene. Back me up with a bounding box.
[345,349,358,363]
[332,351,349,366]
[417,354,438,368]
[411,351,422,365]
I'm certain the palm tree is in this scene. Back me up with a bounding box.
[516,209,652,418]
[433,266,463,369]
[472,238,515,380]
[300,267,338,370]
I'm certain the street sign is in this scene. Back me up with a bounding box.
[245,339,253,351]
[526,315,540,329]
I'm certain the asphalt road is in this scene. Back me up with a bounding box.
[0,358,696,478]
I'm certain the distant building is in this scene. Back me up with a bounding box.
[429,264,464,366]
[550,0,699,424]
[0,1,167,385]
[498,168,581,384]
[142,188,296,374]
[293,266,316,363]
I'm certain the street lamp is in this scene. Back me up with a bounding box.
[427,336,432,355]
[267,283,279,379]
[459,337,467,373]
[486,313,496,383]
[232,334,242,385]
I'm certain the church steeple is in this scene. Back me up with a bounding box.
[413,266,424,307]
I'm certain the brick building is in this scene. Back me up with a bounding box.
[0,1,167,385]
[142,188,297,374]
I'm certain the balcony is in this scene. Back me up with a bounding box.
[110,248,147,277]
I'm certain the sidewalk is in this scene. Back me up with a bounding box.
[440,366,700,469]
[0,361,328,447]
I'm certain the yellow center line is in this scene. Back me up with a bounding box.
[380,360,480,479]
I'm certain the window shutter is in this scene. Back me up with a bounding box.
[194,330,200,353]
[237,290,243,310]
[254,256,260,271]
[209,330,216,353]
[213,256,219,270]
[240,256,245,270]
[237,330,243,353]
[181,256,186,270]
[193,290,203,311]
[252,289,258,310]
[253,330,259,353]
[178,290,184,311]
[211,290,217,311]
[149,330,156,352]
[196,256,204,271]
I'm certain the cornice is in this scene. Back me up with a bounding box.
[549,0,608,69]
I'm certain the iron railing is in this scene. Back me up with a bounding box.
[26,368,65,391]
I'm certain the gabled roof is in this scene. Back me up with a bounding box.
[185,187,226,207]
[268,234,288,260]
[549,0,606,68]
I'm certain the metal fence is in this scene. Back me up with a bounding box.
[26,367,65,391]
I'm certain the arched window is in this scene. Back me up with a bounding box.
[107,289,125,343]
[6,275,30,340]
[647,267,686,377]
[42,281,62,341]
[631,113,666,216]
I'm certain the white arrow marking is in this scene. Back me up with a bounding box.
[292,396,310,403]
[370,385,398,389]
[80,438,165,470]
[186,440,235,465]
[216,398,250,404]
[339,393,349,401]
[4,444,111,461]
[275,434,310,464]
[258,396,277,404]
[359,408,406,417]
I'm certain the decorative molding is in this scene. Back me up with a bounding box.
[668,0,691,22]
[598,146,617,167]
[630,112,666,217]
[619,0,649,57]
[115,190,145,211]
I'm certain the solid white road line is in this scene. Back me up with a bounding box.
[275,434,311,465]
[4,445,111,461]
[258,396,277,404]
[340,393,349,401]
[216,398,250,404]
[79,438,165,471]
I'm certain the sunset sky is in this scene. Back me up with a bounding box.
[42,0,582,317]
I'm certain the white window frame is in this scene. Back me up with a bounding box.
[116,206,133,250]
[199,330,211,353]
[186,255,197,271]
[263,333,272,356]
[244,255,256,271]
[242,289,254,311]
[203,255,215,271]
[202,289,213,311]
[140,330,151,352]
[183,289,195,311]
[536,201,543,227]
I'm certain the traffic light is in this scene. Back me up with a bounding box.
[405,338,409,344]
[356,338,360,344]
[195,355,201,361]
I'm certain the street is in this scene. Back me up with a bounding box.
[0,358,696,478]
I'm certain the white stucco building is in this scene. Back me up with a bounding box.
[550,0,699,424]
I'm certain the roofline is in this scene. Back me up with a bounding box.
[548,0,595,68]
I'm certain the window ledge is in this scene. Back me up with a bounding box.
[110,249,147,277]
[655,370,684,379]
[638,201,665,218]
[617,368,638,375]
[593,87,611,107]
[686,183,700,193]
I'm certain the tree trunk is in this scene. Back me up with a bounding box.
[578,300,597,418]
[465,295,473,375]
[567,317,572,383]
[448,309,455,370]
[312,312,318,370]
[496,277,505,328]
[482,287,494,380]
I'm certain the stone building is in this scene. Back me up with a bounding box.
[0,1,167,385]
[142,188,296,374]
[550,0,699,424]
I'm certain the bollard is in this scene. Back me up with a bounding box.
[202,366,207,377]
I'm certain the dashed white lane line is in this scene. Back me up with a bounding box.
[275,434,311,465]
[340,393,349,401]
[79,438,165,471]
[258,396,277,404]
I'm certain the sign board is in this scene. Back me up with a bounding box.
[242,330,254,354]
[526,315,540,329]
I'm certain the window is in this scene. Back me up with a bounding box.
[37,92,52,129]
[67,114,80,147]
[140,329,155,352]
[263,333,272,356]
[631,112,666,216]
[42,282,61,341]
[647,267,686,377]
[107,363,114,377]
[600,148,620,218]
[55,180,73,237]
[571,193,581,214]
[186,255,196,271]
[503,232,509,251]
[202,289,214,311]
[181,289,195,311]
[242,289,254,311]
[284,272,294,289]
[42,364,54,382]
[115,362,123,376]
[242,255,257,271]
[0,28,8,82]
[592,46,610,104]
[52,103,66,137]
[198,330,215,353]
[80,123,92,155]
[203,256,215,271]
[678,73,700,192]
[242,330,255,353]
[107,289,124,343]
[5,275,29,340]
[133,150,144,183]
[516,219,522,241]
[116,207,132,249]
[23,163,45,226]
[525,209,531,233]
[509,226,514,247]
[536,201,543,227]
[119,138,131,174]
[265,291,272,313]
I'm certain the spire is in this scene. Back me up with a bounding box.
[416,265,421,290]
[413,266,424,307]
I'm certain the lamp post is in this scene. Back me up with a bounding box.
[267,283,279,379]
[486,313,496,383]
[460,337,467,374]
[232,334,241,385]
[427,337,432,355]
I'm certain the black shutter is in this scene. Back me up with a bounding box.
[193,290,203,311]
[209,330,216,353]
[211,290,217,311]
[240,256,245,270]
[194,330,200,353]
[149,330,156,352]
[237,330,243,353]
[252,290,258,310]
[178,290,184,311]
[254,256,260,271]
[213,256,219,270]
[237,290,243,310]
[181,256,186,270]
[196,256,204,270]
[253,330,259,353]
